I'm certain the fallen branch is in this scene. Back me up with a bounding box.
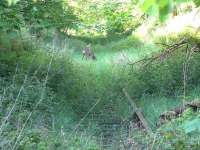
[123,88,153,134]
[129,38,188,67]
[157,99,200,127]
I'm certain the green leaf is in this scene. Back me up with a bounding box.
[157,0,169,8]
[194,0,200,6]
[140,0,156,12]
[147,4,159,17]
[159,0,173,22]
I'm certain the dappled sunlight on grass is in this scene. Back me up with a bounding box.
[71,41,160,70]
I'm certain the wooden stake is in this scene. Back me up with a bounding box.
[123,88,152,134]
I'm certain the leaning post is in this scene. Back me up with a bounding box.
[122,88,153,135]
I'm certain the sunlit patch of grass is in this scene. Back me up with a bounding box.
[72,39,160,68]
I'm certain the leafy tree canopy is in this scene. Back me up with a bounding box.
[2,0,199,37]
[140,0,199,21]
[1,0,78,33]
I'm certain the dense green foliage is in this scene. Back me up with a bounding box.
[1,0,77,31]
[1,0,200,149]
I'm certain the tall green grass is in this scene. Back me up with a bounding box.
[2,33,200,118]
[1,31,200,149]
[0,50,102,149]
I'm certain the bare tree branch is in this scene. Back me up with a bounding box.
[129,38,188,67]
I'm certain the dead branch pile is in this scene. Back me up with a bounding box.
[129,36,200,67]
[156,100,200,127]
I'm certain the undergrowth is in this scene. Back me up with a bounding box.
[1,31,200,149]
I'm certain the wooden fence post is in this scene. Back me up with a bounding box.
[122,88,152,134]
